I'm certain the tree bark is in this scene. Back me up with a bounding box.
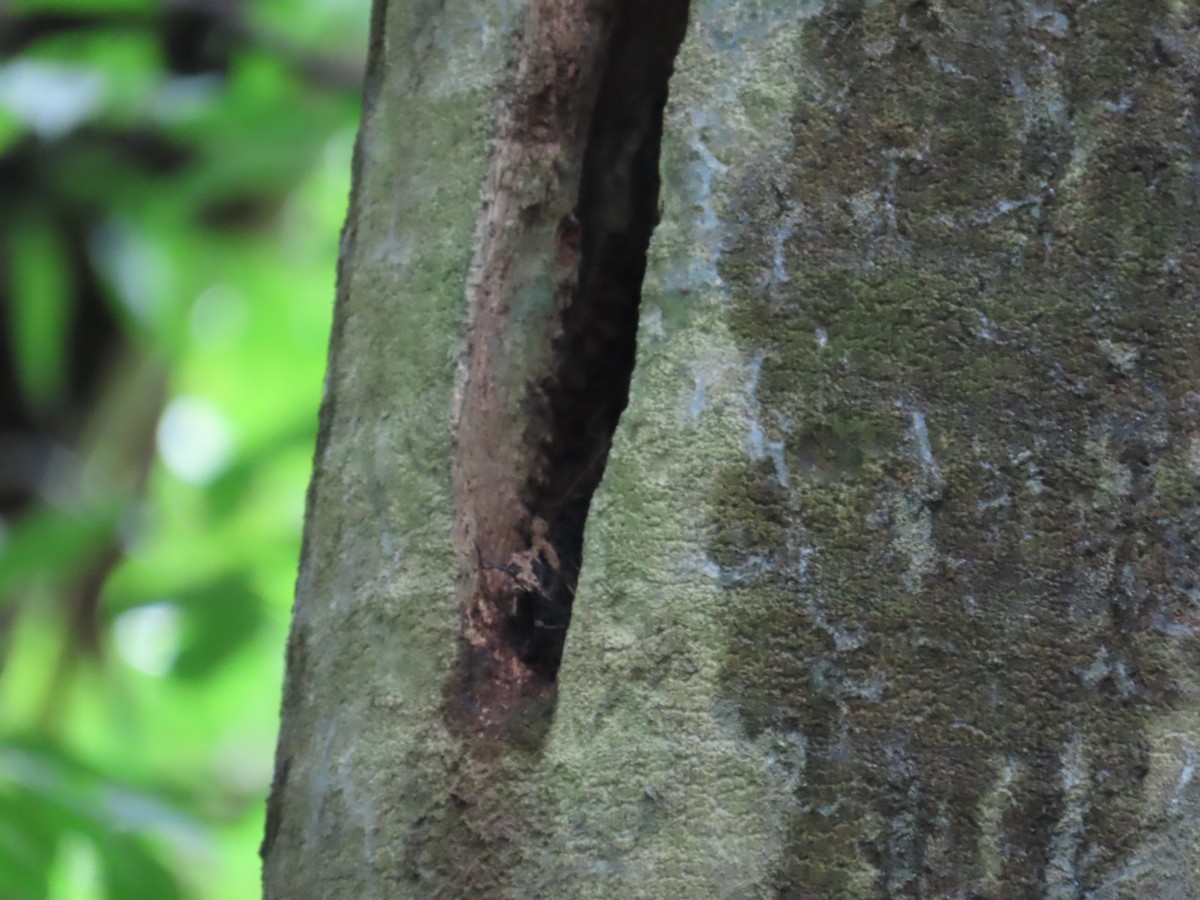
[263,0,1200,896]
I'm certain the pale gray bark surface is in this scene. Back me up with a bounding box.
[264,1,1200,897]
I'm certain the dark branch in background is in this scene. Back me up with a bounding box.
[0,0,364,90]
[0,205,166,693]
[0,11,146,57]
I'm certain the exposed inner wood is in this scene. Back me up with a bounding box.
[451,0,689,734]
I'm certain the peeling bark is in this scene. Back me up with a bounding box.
[451,0,689,734]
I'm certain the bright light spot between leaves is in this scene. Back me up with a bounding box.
[190,284,248,344]
[47,834,103,900]
[153,75,221,123]
[113,603,181,676]
[157,396,234,484]
[90,221,169,323]
[0,61,105,138]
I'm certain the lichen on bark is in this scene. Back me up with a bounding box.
[711,0,1200,894]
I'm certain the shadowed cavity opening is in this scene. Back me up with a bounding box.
[512,0,691,682]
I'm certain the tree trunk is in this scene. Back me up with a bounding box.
[262,0,1200,896]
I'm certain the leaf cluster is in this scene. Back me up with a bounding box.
[0,1,368,896]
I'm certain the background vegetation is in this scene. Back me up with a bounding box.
[0,1,369,896]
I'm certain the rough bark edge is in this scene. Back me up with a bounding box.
[259,0,390,871]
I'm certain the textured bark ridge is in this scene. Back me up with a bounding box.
[451,0,689,735]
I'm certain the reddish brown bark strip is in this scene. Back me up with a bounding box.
[451,0,689,736]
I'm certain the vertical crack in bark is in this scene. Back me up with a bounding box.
[451,0,689,736]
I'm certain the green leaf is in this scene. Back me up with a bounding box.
[0,792,58,900]
[0,740,197,900]
[170,574,265,680]
[0,504,120,593]
[95,832,184,900]
[0,107,22,155]
[5,213,72,412]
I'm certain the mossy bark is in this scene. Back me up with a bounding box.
[264,0,1200,897]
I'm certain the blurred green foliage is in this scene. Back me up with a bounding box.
[0,1,369,896]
